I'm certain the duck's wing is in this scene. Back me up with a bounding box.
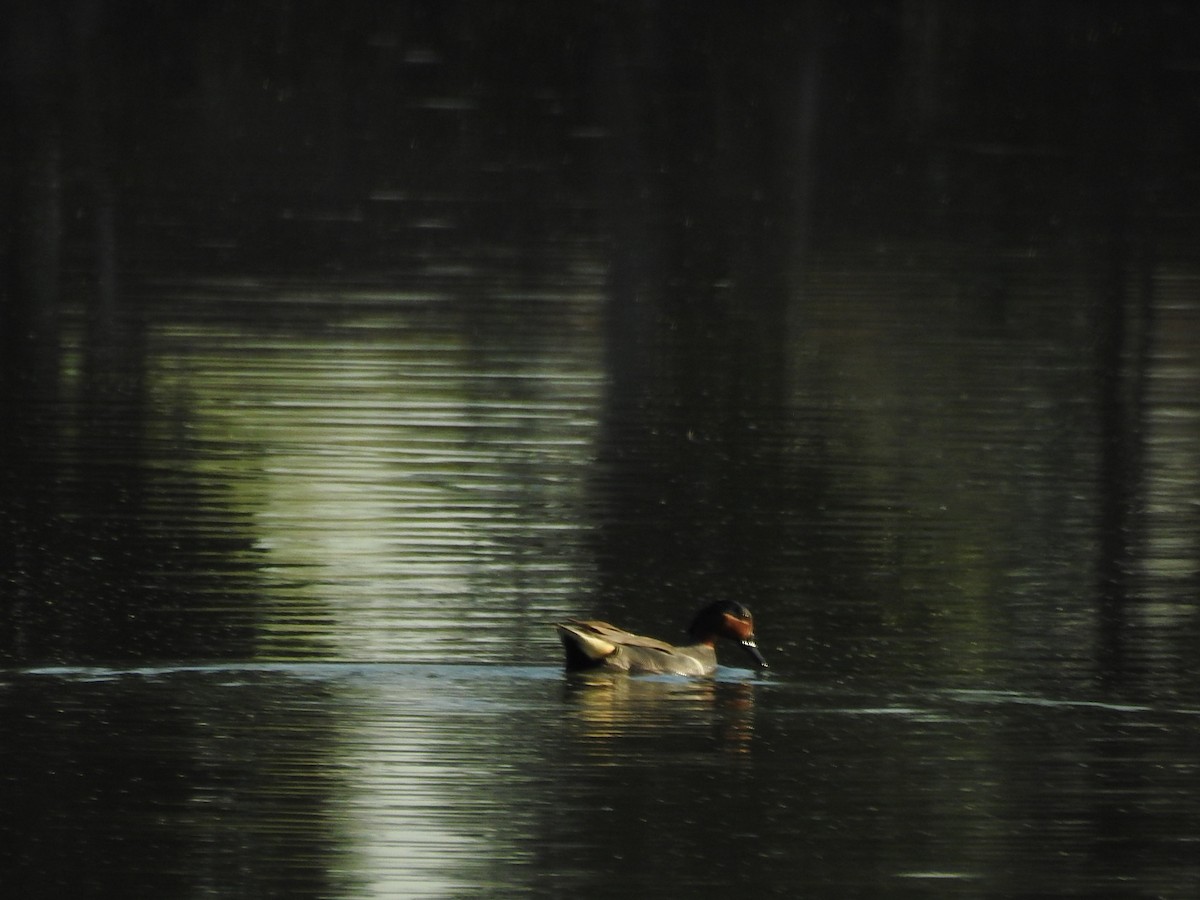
[556,620,617,666]
[560,619,676,653]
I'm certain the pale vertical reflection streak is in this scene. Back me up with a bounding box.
[341,718,481,898]
[148,291,605,662]
[334,681,516,900]
[1138,279,1200,627]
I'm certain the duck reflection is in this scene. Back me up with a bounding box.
[561,673,759,754]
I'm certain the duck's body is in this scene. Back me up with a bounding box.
[554,600,767,676]
[554,619,719,675]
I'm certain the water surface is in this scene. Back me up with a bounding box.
[4,4,1200,897]
[7,661,1200,898]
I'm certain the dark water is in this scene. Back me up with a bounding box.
[8,663,1200,898]
[4,3,1200,898]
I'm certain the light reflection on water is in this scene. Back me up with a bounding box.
[137,282,607,663]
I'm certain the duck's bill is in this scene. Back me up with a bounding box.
[741,638,768,669]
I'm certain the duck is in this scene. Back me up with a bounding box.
[554,600,768,676]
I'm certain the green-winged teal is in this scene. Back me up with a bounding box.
[554,600,768,675]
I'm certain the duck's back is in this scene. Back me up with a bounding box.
[555,620,717,675]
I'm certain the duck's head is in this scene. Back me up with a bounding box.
[688,600,768,669]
